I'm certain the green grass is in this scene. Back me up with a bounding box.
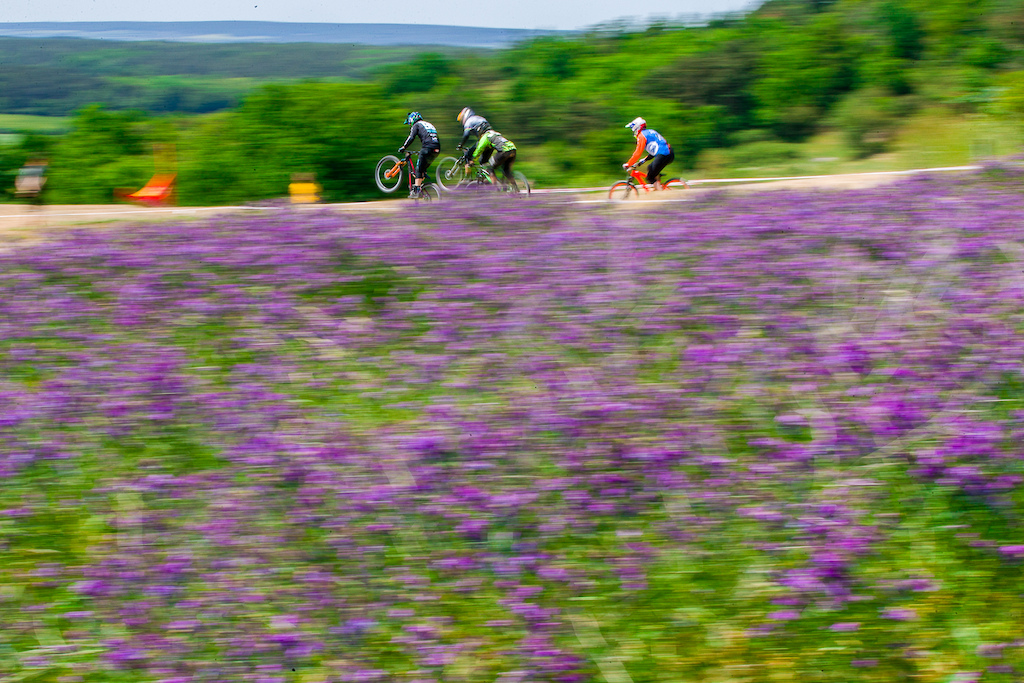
[520,108,1024,191]
[692,109,1024,181]
[105,75,268,89]
[890,109,1023,168]
[0,114,72,134]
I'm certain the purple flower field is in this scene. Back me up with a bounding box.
[2,170,1024,682]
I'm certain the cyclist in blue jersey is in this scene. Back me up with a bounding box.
[399,112,441,198]
[623,117,675,190]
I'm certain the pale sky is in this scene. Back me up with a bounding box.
[3,0,759,31]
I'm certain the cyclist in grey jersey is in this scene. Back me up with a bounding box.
[456,107,491,156]
[399,112,441,197]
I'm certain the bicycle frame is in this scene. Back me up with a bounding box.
[470,164,497,185]
[455,152,494,185]
[376,150,441,201]
[383,157,406,182]
[625,162,667,193]
[454,161,508,191]
[608,161,686,201]
[384,152,418,192]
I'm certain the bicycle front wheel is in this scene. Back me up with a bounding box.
[664,178,689,190]
[608,181,638,201]
[463,178,491,193]
[435,156,468,192]
[375,155,404,193]
[419,184,441,202]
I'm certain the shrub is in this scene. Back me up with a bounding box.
[724,139,801,167]
[832,88,910,158]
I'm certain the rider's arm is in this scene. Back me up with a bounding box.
[400,124,419,151]
[626,135,647,167]
[459,115,486,149]
[471,134,490,163]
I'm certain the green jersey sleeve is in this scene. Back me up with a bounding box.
[472,132,491,162]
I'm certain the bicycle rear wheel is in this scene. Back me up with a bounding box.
[375,155,403,193]
[435,156,468,192]
[664,178,689,190]
[512,171,530,195]
[608,181,638,201]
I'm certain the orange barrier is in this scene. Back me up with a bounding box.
[115,173,177,206]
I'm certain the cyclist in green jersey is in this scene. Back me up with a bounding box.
[471,129,518,192]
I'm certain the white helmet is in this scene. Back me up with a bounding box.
[626,117,647,134]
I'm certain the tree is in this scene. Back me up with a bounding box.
[47,106,153,204]
[384,54,453,95]
[878,1,925,61]
[752,16,856,140]
[646,39,759,125]
[177,82,401,204]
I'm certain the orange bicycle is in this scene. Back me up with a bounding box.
[374,151,441,202]
[607,160,687,201]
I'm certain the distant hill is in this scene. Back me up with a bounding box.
[0,21,571,48]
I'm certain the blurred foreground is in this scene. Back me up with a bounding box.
[3,169,1024,681]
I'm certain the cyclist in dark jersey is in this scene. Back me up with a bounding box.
[399,112,441,198]
[623,117,675,189]
[456,107,491,159]
[472,129,518,192]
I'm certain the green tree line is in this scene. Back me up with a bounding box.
[2,0,1023,204]
[0,39,482,116]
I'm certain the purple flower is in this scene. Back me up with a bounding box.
[950,673,982,683]
[987,665,1015,674]
[768,610,800,621]
[851,659,878,668]
[829,622,860,632]
[881,607,918,621]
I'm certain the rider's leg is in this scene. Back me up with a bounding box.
[646,150,675,189]
[415,147,439,192]
[411,157,424,196]
[646,156,665,189]
[498,151,517,191]
[478,148,495,183]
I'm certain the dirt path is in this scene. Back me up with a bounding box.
[0,167,980,245]
[0,203,241,248]
[0,201,403,248]
[690,165,978,193]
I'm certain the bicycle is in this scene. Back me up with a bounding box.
[374,150,441,202]
[435,152,530,196]
[607,159,687,201]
